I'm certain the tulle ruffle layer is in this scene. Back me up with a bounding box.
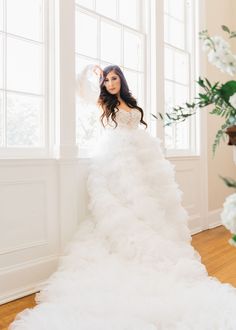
[10,128,236,329]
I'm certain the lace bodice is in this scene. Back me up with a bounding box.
[107,108,141,130]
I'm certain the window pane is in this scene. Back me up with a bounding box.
[174,83,189,105]
[123,69,138,99]
[174,51,189,84]
[165,80,174,110]
[0,92,3,146]
[0,33,3,88]
[164,80,175,149]
[0,0,3,31]
[165,125,175,149]
[168,0,185,21]
[7,37,43,94]
[101,21,121,65]
[7,93,43,147]
[137,73,144,107]
[175,120,189,149]
[76,102,100,150]
[124,30,143,71]
[76,0,94,10]
[96,0,117,20]
[165,15,185,49]
[170,18,185,49]
[76,55,96,74]
[164,14,168,43]
[7,0,43,41]
[164,46,174,80]
[76,11,98,58]
[119,0,138,29]
[164,0,169,13]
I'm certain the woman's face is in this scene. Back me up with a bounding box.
[104,70,121,95]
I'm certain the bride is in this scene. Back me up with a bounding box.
[10,64,236,329]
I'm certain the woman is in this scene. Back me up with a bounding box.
[11,64,236,329]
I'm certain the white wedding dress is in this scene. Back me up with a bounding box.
[10,66,236,330]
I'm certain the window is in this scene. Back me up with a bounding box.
[164,0,198,155]
[75,0,146,156]
[0,0,47,157]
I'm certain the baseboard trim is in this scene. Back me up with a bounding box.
[189,209,223,235]
[207,208,222,229]
[0,283,40,305]
[188,213,205,235]
[0,255,59,304]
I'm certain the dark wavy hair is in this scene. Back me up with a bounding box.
[97,65,147,129]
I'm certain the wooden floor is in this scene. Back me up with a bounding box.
[191,225,236,286]
[0,294,36,330]
[1,225,236,330]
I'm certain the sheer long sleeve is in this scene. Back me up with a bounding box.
[76,64,101,106]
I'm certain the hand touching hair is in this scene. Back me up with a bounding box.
[93,65,103,79]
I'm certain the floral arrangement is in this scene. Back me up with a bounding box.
[154,25,236,246]
[221,193,236,246]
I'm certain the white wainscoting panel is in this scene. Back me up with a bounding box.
[169,156,207,234]
[0,159,79,304]
[0,180,47,253]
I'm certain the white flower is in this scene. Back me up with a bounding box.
[225,55,236,75]
[208,50,220,65]
[202,39,212,52]
[212,36,230,50]
[229,93,236,109]
[203,35,236,76]
[221,193,236,234]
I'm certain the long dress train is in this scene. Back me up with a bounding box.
[10,65,236,330]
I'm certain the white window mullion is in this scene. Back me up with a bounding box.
[121,25,124,68]
[42,0,48,153]
[97,15,101,64]
[116,0,119,22]
[149,0,165,139]
[2,0,6,147]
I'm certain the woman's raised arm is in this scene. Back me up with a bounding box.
[76,64,103,106]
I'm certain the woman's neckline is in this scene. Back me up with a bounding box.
[117,107,133,113]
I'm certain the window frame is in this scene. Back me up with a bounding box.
[164,0,199,157]
[149,0,199,157]
[0,0,54,159]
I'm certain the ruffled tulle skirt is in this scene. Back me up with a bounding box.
[10,127,236,330]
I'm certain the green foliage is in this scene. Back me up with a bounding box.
[222,25,230,33]
[220,81,236,103]
[155,77,236,156]
[221,25,236,38]
[220,175,236,189]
